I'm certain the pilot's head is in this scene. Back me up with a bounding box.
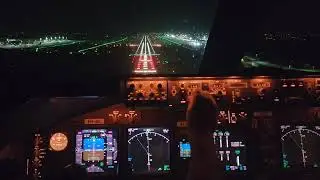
[187,90,218,133]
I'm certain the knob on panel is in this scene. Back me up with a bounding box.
[129,84,135,89]
[202,84,209,91]
[126,80,168,105]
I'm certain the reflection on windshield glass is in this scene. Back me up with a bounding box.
[242,32,320,74]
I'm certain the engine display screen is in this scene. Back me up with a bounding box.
[281,125,320,169]
[177,128,247,172]
[128,127,170,174]
[75,129,118,174]
[213,129,247,172]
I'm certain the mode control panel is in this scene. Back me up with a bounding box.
[125,77,319,107]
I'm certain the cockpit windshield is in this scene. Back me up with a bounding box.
[1,0,319,76]
[0,0,216,75]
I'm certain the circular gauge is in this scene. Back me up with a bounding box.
[128,128,170,173]
[50,133,68,151]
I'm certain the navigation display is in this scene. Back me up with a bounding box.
[75,129,118,174]
[128,127,170,174]
[281,125,320,169]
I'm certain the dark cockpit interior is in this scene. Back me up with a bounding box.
[1,0,320,180]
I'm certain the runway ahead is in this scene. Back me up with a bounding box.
[133,35,157,74]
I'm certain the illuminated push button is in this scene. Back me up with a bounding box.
[172,90,176,96]
[180,90,188,104]
[188,91,192,96]
[215,91,223,101]
[272,89,281,102]
[298,82,304,87]
[282,83,288,88]
[137,92,144,100]
[225,165,231,171]
[235,90,241,97]
[149,92,155,100]
[259,89,266,96]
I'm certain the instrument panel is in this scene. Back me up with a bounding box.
[28,76,320,180]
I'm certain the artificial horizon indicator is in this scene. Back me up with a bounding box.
[75,129,119,174]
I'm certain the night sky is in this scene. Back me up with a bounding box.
[1,0,319,34]
[0,0,217,34]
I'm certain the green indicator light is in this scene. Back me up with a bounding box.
[235,150,241,155]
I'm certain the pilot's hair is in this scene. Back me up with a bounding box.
[187,90,218,133]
